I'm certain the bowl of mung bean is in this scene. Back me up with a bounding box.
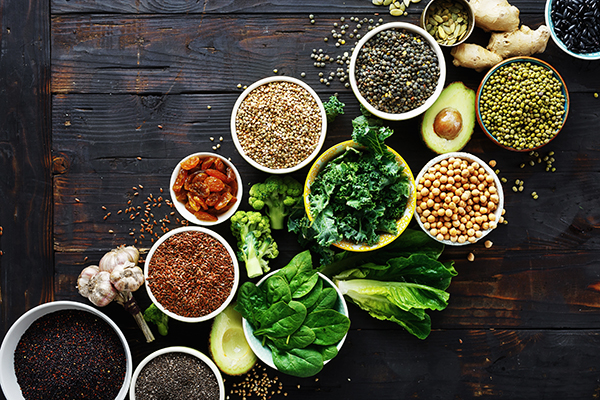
[170,152,242,226]
[0,301,132,400]
[414,152,504,246]
[230,76,327,174]
[476,57,569,152]
[349,22,446,121]
[420,0,475,47]
[545,0,600,60]
[130,346,225,400]
[144,226,239,323]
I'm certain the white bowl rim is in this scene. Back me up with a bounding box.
[349,21,447,121]
[544,0,600,60]
[129,346,225,400]
[414,152,504,246]
[241,269,349,371]
[169,152,243,226]
[0,300,133,400]
[144,226,240,323]
[230,75,328,174]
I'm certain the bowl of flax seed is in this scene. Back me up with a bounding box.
[144,226,239,323]
[230,76,327,174]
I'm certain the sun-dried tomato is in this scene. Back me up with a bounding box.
[205,176,225,192]
[173,169,188,192]
[194,210,218,222]
[180,156,200,170]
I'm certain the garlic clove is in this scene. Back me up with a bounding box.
[110,261,145,292]
[77,265,100,298]
[88,271,118,307]
[99,245,140,273]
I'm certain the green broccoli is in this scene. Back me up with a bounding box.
[248,175,303,230]
[323,95,345,123]
[143,303,169,336]
[230,210,279,279]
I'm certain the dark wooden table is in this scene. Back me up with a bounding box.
[2,0,600,398]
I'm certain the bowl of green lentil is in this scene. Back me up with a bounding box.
[230,76,327,174]
[349,22,446,121]
[0,301,132,400]
[476,57,569,152]
[130,346,225,400]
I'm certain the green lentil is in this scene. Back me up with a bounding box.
[479,62,566,151]
[355,28,440,114]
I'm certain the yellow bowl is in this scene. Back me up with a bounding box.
[304,140,416,252]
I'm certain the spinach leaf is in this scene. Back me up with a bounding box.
[255,301,307,338]
[278,250,319,298]
[318,345,338,361]
[269,345,324,378]
[304,309,350,346]
[308,287,338,313]
[235,282,267,328]
[265,275,291,304]
[270,325,316,350]
[297,278,323,310]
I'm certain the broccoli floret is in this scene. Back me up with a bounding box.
[324,95,345,123]
[230,210,279,279]
[143,303,169,336]
[248,175,303,230]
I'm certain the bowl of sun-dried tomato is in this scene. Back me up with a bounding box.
[170,152,242,226]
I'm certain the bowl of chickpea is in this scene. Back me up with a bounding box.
[414,152,504,246]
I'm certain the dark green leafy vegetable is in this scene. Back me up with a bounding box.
[143,303,169,336]
[323,95,345,123]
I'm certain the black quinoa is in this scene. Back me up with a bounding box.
[355,28,440,114]
[14,309,126,400]
[134,352,220,400]
[551,0,600,54]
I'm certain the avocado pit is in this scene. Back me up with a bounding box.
[434,107,463,140]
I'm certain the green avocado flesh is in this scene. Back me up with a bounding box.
[209,303,257,376]
[421,82,476,154]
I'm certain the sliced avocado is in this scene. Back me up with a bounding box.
[209,303,257,376]
[421,82,476,154]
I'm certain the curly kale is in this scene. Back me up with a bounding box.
[323,95,345,123]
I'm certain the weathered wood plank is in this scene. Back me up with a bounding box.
[0,0,52,339]
[51,14,599,94]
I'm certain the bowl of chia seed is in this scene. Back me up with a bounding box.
[130,346,224,400]
[349,22,446,121]
[545,0,600,60]
[476,57,569,152]
[0,301,132,400]
[230,76,327,174]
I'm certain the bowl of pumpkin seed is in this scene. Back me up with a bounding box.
[420,0,475,47]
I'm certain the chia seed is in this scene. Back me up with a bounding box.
[135,352,220,400]
[14,309,126,400]
[355,28,440,114]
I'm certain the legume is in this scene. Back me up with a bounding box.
[135,352,220,400]
[479,61,566,151]
[416,157,500,243]
[355,28,440,114]
[235,81,322,169]
[147,230,234,318]
[551,0,600,54]
[14,309,126,400]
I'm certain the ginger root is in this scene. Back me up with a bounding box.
[470,0,520,32]
[487,25,550,58]
[450,43,503,72]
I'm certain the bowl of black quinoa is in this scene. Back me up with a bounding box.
[130,346,225,400]
[545,0,600,60]
[349,22,446,121]
[0,301,132,400]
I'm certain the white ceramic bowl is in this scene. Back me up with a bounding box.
[0,301,132,400]
[129,346,225,400]
[349,22,447,121]
[414,152,504,246]
[170,152,242,226]
[144,226,240,323]
[230,76,328,174]
[545,0,600,60]
[242,270,349,371]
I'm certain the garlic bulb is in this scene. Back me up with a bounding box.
[77,265,100,298]
[99,245,140,273]
[110,261,145,292]
[87,271,118,307]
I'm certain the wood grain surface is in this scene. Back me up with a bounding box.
[3,0,600,399]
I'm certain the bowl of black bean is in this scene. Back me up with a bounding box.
[0,301,132,400]
[545,0,600,60]
[349,22,446,121]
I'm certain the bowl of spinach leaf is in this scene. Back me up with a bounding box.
[236,251,350,378]
[303,112,417,252]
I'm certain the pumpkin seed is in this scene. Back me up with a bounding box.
[433,14,444,23]
[372,0,384,5]
[438,25,447,39]
[411,0,421,3]
[390,8,404,16]
[399,2,406,11]
[383,0,393,6]
[403,0,410,7]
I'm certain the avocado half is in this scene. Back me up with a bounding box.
[421,82,476,154]
[209,303,257,376]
